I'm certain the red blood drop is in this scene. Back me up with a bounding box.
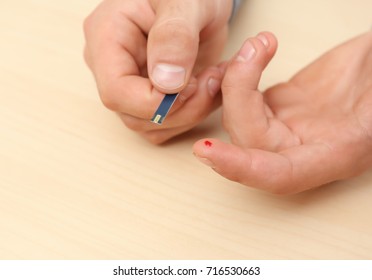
[204,140,212,147]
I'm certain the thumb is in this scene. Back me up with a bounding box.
[147,0,211,93]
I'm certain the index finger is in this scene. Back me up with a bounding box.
[221,33,278,145]
[193,139,354,195]
[84,1,165,118]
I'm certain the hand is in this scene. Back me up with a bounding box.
[83,0,233,144]
[193,31,372,194]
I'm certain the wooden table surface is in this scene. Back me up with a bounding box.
[1,0,372,259]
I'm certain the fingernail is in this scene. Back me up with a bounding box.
[178,82,197,103]
[195,155,215,168]
[152,63,186,89]
[236,40,256,62]
[207,78,221,97]
[257,34,269,48]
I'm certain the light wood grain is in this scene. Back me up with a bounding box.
[1,0,372,259]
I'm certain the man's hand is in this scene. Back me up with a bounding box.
[83,0,232,144]
[193,31,372,194]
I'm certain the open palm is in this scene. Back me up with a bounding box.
[194,31,372,194]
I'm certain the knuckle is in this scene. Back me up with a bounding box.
[143,133,167,145]
[221,76,238,94]
[264,82,287,96]
[153,19,196,50]
[83,15,93,36]
[188,102,214,124]
[120,116,145,132]
[98,86,120,111]
[189,109,206,124]
[83,46,91,67]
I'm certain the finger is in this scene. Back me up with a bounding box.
[118,66,223,131]
[193,25,229,74]
[193,139,350,194]
[123,113,212,144]
[139,123,198,144]
[170,64,223,124]
[84,2,167,118]
[147,0,224,93]
[222,32,278,146]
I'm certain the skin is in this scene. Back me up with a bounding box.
[83,0,233,144]
[193,31,372,195]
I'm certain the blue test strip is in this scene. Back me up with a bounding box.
[151,93,179,125]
